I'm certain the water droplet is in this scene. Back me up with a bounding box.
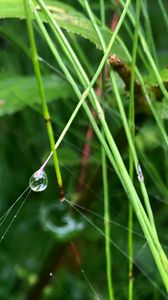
[29,169,48,192]
[98,111,103,119]
[137,163,144,182]
[49,272,53,277]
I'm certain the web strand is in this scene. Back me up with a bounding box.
[0,189,31,243]
[64,197,168,299]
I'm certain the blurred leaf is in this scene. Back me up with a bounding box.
[155,98,168,119]
[135,122,161,151]
[145,68,168,99]
[0,0,126,59]
[58,147,80,167]
[0,75,72,116]
[146,68,168,86]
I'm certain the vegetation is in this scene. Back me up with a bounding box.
[0,0,168,299]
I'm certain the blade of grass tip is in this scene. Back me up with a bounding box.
[32,0,168,288]
[82,0,168,289]
[23,0,64,201]
[128,0,141,298]
[102,145,115,300]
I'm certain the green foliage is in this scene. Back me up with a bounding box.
[0,0,126,58]
[0,75,72,116]
[0,1,168,300]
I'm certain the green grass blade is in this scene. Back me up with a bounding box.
[128,0,141,298]
[31,0,168,290]
[102,143,115,300]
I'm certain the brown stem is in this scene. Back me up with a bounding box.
[109,54,142,95]
[108,54,152,115]
[111,0,120,31]
[77,121,94,192]
[77,81,103,192]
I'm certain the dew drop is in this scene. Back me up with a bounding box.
[29,169,48,192]
[137,163,144,182]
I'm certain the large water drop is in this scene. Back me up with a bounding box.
[29,169,48,192]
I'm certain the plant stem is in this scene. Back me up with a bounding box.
[31,0,168,289]
[114,36,168,148]
[23,0,64,200]
[100,0,105,27]
[102,145,115,300]
[128,202,133,299]
[83,0,156,233]
[81,0,168,288]
[82,0,167,286]
[100,2,114,292]
[128,0,141,298]
[116,0,168,102]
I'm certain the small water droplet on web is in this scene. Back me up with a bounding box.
[49,272,53,277]
[29,169,48,192]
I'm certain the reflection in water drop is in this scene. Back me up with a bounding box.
[29,169,48,192]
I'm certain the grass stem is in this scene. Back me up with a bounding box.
[102,144,115,300]
[23,0,64,200]
[128,0,141,298]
